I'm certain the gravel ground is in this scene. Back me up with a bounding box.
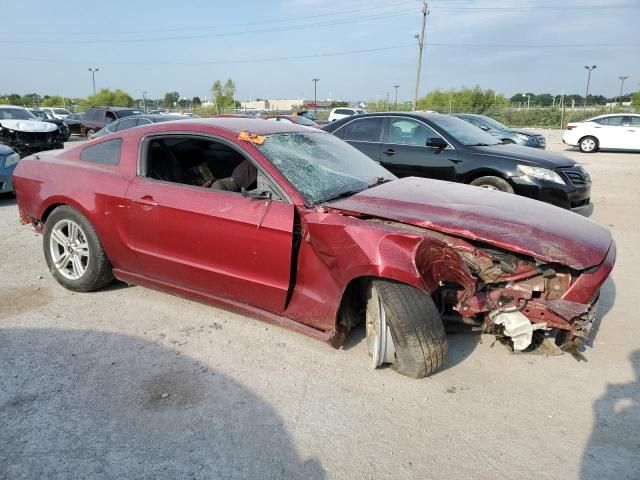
[1,131,639,479]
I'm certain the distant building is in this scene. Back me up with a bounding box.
[240,98,333,111]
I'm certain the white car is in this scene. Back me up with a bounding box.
[40,107,73,119]
[328,107,367,122]
[563,113,640,153]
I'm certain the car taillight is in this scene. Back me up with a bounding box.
[567,125,576,130]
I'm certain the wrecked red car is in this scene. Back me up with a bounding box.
[12,119,615,378]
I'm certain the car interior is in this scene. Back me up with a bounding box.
[144,137,265,194]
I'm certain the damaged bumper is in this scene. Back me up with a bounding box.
[0,128,64,157]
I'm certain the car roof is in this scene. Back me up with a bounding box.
[0,105,28,109]
[87,106,138,111]
[591,113,640,118]
[332,111,446,120]
[139,117,322,135]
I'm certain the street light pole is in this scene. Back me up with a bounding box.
[617,75,629,104]
[583,65,597,110]
[412,1,428,111]
[88,67,99,96]
[393,85,399,108]
[312,78,319,115]
[142,91,147,113]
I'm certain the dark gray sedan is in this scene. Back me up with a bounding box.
[452,114,546,149]
[90,114,185,139]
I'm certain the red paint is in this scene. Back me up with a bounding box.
[12,119,615,346]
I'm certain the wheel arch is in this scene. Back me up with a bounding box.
[462,168,512,185]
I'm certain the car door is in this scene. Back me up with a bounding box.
[125,134,295,314]
[333,116,383,161]
[380,116,458,181]
[593,115,625,148]
[620,116,640,150]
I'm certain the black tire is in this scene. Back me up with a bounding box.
[470,175,514,193]
[43,206,113,292]
[578,136,599,153]
[373,280,448,378]
[501,139,515,144]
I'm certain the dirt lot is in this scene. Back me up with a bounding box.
[1,131,638,479]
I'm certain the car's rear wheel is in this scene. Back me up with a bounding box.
[579,136,599,153]
[366,280,447,378]
[470,175,514,193]
[43,206,113,292]
[85,129,95,139]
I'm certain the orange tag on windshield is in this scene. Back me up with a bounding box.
[238,131,266,145]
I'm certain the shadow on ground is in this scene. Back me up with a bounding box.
[581,350,640,480]
[0,328,324,480]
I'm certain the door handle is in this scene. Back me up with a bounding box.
[134,195,158,207]
[383,149,396,156]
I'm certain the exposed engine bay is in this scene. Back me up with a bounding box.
[0,119,65,157]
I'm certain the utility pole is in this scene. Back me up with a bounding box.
[312,78,320,115]
[412,1,428,111]
[617,75,629,105]
[583,65,597,110]
[393,85,399,109]
[142,91,147,113]
[88,67,99,96]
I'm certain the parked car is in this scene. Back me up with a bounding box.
[563,114,640,153]
[40,107,73,120]
[328,107,366,122]
[80,107,142,138]
[322,112,591,210]
[452,113,546,149]
[65,112,85,136]
[0,105,65,157]
[89,114,185,139]
[28,109,71,141]
[0,144,20,194]
[265,114,321,128]
[13,118,614,378]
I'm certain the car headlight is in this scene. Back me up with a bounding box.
[515,133,531,141]
[517,165,565,184]
[4,152,20,168]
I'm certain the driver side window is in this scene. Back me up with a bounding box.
[387,118,441,146]
[141,136,284,201]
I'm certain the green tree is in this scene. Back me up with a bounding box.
[163,91,180,108]
[87,88,133,107]
[211,78,236,114]
[41,95,65,107]
[632,91,640,112]
[417,86,507,113]
[192,96,202,107]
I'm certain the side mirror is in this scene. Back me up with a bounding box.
[426,137,447,149]
[241,187,272,200]
[479,125,490,131]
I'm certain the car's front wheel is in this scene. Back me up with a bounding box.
[366,280,447,378]
[85,129,95,139]
[579,136,599,153]
[43,206,114,292]
[470,175,514,193]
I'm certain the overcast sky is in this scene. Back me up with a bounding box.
[2,0,638,101]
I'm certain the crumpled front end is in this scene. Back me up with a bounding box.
[372,219,615,357]
[0,124,65,157]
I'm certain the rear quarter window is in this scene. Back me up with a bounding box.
[80,139,123,166]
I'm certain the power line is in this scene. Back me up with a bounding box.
[9,0,416,36]
[431,3,639,10]
[0,9,416,44]
[0,41,636,67]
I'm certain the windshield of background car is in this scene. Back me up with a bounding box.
[479,115,509,131]
[356,109,366,114]
[0,108,37,120]
[428,115,501,146]
[292,116,316,126]
[118,110,141,118]
[256,132,396,205]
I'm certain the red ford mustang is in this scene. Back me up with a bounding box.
[13,119,615,378]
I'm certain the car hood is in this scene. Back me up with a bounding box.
[469,144,573,168]
[505,128,542,137]
[0,119,59,133]
[327,177,612,270]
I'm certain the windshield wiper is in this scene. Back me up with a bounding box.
[321,187,368,203]
[368,176,392,187]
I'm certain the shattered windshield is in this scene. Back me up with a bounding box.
[256,132,395,205]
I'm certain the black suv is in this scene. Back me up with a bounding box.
[322,112,590,210]
[80,107,142,138]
